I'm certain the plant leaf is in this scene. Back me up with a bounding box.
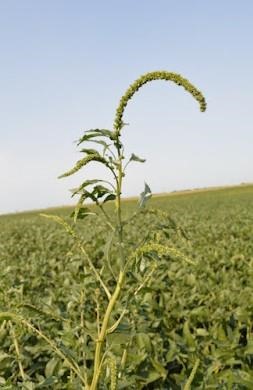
[93,185,112,199]
[79,148,98,154]
[45,357,60,378]
[103,193,116,203]
[70,179,105,197]
[139,182,152,208]
[77,129,116,145]
[130,153,146,163]
[71,206,96,223]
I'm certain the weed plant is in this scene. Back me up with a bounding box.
[0,71,209,389]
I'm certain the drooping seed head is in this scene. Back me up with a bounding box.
[113,71,207,135]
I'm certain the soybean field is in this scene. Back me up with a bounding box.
[1,184,253,389]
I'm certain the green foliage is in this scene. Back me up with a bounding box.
[0,186,253,388]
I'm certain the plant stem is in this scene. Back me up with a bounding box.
[78,243,111,300]
[9,321,26,381]
[80,290,88,386]
[115,144,125,270]
[183,358,200,390]
[89,138,126,389]
[89,271,124,389]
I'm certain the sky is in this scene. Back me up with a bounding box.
[0,0,253,214]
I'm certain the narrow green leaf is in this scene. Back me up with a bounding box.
[77,132,100,144]
[70,179,105,197]
[71,206,96,223]
[150,358,167,380]
[139,182,152,208]
[77,129,116,145]
[93,185,111,198]
[103,193,116,203]
[79,148,98,154]
[130,153,146,163]
[183,321,195,349]
[45,357,59,378]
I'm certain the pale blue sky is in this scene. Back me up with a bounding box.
[1,0,253,214]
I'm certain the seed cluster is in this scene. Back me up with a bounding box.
[113,71,207,133]
[58,154,107,178]
[109,356,117,390]
[135,242,194,265]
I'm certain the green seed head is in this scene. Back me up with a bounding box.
[113,71,207,135]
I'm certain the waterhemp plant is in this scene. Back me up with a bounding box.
[57,71,206,389]
[1,71,206,389]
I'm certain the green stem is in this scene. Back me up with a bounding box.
[89,137,126,389]
[183,358,200,390]
[78,244,111,300]
[115,146,125,270]
[96,202,115,231]
[89,271,125,390]
[9,321,26,381]
[80,291,88,386]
